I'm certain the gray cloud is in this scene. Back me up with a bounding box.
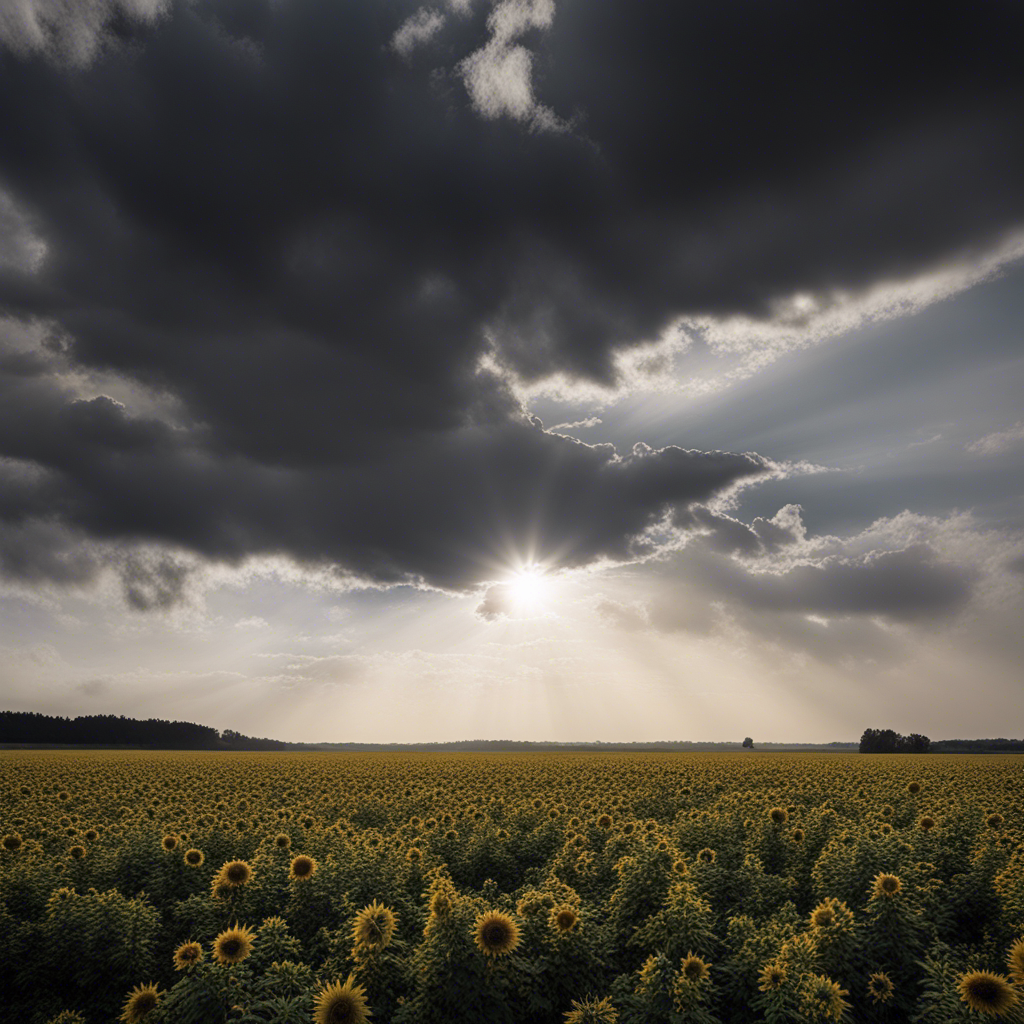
[0,0,1021,606]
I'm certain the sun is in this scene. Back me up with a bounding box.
[506,564,549,612]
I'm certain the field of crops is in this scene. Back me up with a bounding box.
[1,751,1022,1024]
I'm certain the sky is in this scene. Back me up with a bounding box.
[0,0,1022,743]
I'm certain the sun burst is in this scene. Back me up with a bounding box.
[506,564,549,612]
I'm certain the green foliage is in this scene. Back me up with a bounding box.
[1,750,1022,1023]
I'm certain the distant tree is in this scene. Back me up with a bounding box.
[860,728,931,753]
[742,737,754,748]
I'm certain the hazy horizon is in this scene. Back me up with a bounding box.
[1,0,1022,744]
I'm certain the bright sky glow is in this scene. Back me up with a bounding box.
[505,564,550,612]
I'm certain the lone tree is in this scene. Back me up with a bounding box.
[742,737,754,749]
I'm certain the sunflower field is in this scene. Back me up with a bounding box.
[2,751,1023,1024]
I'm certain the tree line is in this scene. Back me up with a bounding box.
[0,712,292,750]
[859,728,931,753]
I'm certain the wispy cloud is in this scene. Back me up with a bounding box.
[966,422,1024,456]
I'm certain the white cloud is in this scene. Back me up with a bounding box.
[681,231,1024,388]
[0,0,169,66]
[548,416,602,432]
[235,616,269,630]
[510,231,1024,407]
[966,421,1024,456]
[458,0,563,130]
[391,8,446,57]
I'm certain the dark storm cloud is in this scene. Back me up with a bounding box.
[649,541,973,629]
[0,357,774,590]
[0,0,1021,598]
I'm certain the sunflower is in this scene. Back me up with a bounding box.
[769,807,788,825]
[907,781,921,794]
[679,954,709,984]
[987,813,1004,829]
[2,834,22,852]
[811,904,836,928]
[69,845,85,860]
[958,971,1018,1016]
[550,906,579,935]
[313,975,371,1024]
[697,848,716,864]
[275,833,291,850]
[172,941,202,970]
[161,835,177,851]
[474,910,520,957]
[352,901,398,950]
[119,983,161,1023]
[217,859,253,888]
[801,975,849,1022]
[1008,938,1024,985]
[564,995,619,1023]
[791,828,805,843]
[758,962,787,992]
[870,872,901,899]
[867,971,894,1004]
[212,924,255,965]
[184,848,204,867]
[289,854,317,880]
[918,816,936,831]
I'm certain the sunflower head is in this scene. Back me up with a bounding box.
[758,962,787,992]
[184,848,204,866]
[213,924,255,965]
[119,983,161,1023]
[867,971,894,1004]
[987,813,1004,829]
[289,854,316,881]
[563,995,619,1024]
[275,833,291,849]
[697,848,716,864]
[1007,938,1024,985]
[870,872,901,899]
[2,833,22,852]
[958,971,1018,1017]
[313,975,372,1024]
[173,941,203,970]
[769,807,788,826]
[69,845,85,860]
[791,828,805,843]
[161,835,178,851]
[918,816,936,831]
[474,910,520,957]
[812,904,836,928]
[907,781,921,795]
[596,813,613,829]
[352,901,398,951]
[406,846,422,864]
[679,953,709,984]
[217,859,253,888]
[550,906,579,935]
